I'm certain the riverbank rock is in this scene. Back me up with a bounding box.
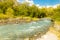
[0,17,40,25]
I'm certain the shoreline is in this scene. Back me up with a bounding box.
[0,17,39,25]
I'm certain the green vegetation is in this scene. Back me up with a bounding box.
[0,0,60,21]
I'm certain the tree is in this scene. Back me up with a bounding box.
[52,5,60,21]
[5,8,14,18]
[0,9,3,13]
[13,3,29,16]
[37,8,47,18]
[46,7,54,17]
[28,5,39,17]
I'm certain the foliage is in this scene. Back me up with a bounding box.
[0,14,9,19]
[0,0,60,21]
[5,7,14,18]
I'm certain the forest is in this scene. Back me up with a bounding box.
[0,0,60,21]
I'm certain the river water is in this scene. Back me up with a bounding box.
[0,18,54,40]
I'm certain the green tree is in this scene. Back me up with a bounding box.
[0,9,3,13]
[37,8,47,18]
[28,5,39,17]
[52,5,60,21]
[46,7,54,17]
[13,3,29,16]
[5,8,14,18]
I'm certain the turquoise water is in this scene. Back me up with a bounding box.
[0,18,53,39]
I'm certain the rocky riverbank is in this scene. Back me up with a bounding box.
[36,21,60,40]
[0,17,39,25]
